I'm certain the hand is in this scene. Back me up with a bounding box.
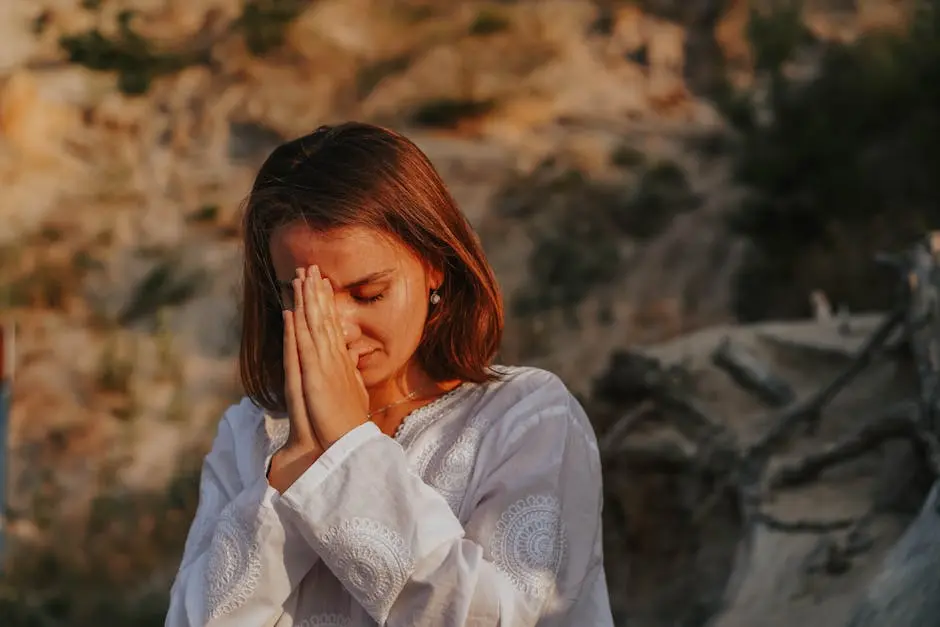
[267,268,325,493]
[294,264,369,448]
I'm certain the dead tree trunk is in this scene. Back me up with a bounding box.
[838,234,940,626]
[598,232,940,626]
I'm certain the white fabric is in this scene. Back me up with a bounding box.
[165,366,615,626]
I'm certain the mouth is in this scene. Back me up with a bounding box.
[356,349,378,368]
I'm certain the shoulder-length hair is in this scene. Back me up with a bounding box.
[239,122,504,413]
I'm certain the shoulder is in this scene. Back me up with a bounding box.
[476,365,597,449]
[201,396,277,483]
[481,365,580,413]
[212,396,268,453]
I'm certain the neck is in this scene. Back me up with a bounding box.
[366,363,461,436]
[366,363,435,412]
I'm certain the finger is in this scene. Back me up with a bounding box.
[303,266,325,343]
[292,265,307,322]
[319,277,345,348]
[354,368,369,407]
[282,311,313,438]
[292,276,317,368]
[306,267,344,354]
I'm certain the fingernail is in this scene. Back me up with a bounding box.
[296,267,305,279]
[309,265,318,277]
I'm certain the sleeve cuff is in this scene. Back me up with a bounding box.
[278,421,384,503]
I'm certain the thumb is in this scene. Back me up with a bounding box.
[354,368,368,405]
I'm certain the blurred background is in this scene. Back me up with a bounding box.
[0,0,938,625]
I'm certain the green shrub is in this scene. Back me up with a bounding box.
[410,98,496,128]
[496,159,698,322]
[239,0,307,56]
[59,11,209,95]
[468,8,511,36]
[726,0,940,320]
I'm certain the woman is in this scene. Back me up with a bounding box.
[165,123,614,626]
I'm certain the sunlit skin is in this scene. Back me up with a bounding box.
[269,223,459,441]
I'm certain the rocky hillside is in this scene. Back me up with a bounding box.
[0,0,925,625]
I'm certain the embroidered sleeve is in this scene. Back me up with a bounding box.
[165,400,320,626]
[276,375,607,626]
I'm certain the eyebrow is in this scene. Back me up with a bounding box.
[277,269,394,291]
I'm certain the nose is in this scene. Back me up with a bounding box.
[336,303,361,346]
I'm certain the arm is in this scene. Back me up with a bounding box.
[165,400,320,627]
[276,376,606,626]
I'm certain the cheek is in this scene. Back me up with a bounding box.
[362,289,428,344]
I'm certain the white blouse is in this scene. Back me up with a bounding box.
[165,366,615,626]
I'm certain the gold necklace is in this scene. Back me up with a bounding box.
[366,389,422,419]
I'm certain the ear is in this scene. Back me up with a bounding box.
[427,264,444,291]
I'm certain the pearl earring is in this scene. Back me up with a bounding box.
[429,289,441,305]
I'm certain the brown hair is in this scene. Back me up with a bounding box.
[239,122,504,412]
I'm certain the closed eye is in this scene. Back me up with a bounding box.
[354,292,385,305]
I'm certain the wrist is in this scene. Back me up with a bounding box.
[267,442,321,493]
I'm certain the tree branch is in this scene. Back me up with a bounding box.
[745,306,906,464]
[712,336,796,407]
[768,403,917,489]
[751,510,858,533]
[598,400,655,453]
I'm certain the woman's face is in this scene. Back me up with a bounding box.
[269,223,440,389]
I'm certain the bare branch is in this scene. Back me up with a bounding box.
[768,403,917,489]
[903,233,940,434]
[650,387,738,452]
[751,511,858,533]
[712,336,796,407]
[598,400,655,453]
[745,306,906,463]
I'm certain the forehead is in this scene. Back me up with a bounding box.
[269,223,417,280]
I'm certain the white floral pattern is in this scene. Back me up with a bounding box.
[261,415,290,456]
[433,426,483,491]
[254,414,290,479]
[184,478,221,562]
[204,508,263,621]
[322,517,415,620]
[296,613,351,627]
[416,424,485,514]
[490,494,567,599]
[393,384,477,446]
[407,387,490,516]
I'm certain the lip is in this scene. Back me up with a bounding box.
[356,349,377,368]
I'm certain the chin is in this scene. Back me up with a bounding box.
[358,359,404,390]
[359,370,383,389]
[357,362,387,388]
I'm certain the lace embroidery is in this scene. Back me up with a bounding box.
[323,517,414,620]
[263,415,290,453]
[490,494,567,599]
[186,478,222,559]
[393,383,477,446]
[204,508,263,621]
[268,419,290,451]
[296,613,350,627]
[406,386,487,514]
[255,414,290,474]
[414,423,486,514]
